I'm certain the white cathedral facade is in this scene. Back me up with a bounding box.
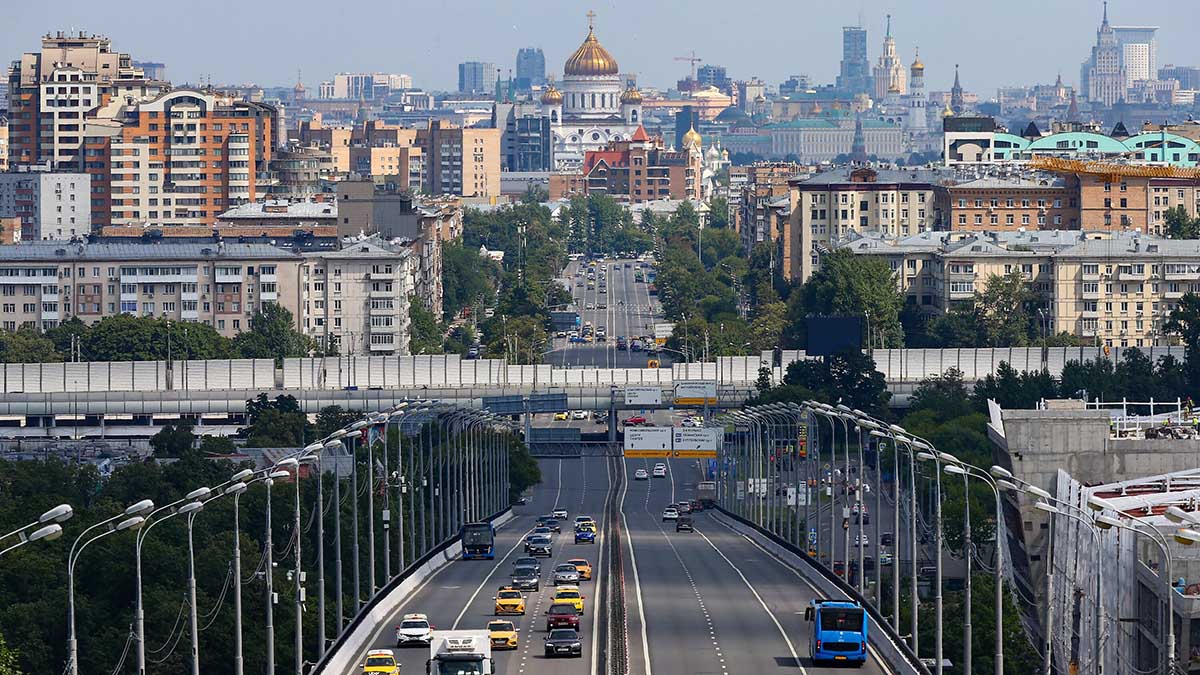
[540,16,644,171]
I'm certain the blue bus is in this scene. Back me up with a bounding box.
[461,522,495,560]
[804,599,868,666]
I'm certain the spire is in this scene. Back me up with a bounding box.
[1102,0,1109,26]
[850,114,868,163]
[885,13,891,38]
[953,64,961,89]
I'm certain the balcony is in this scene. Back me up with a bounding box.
[369,287,394,298]
[1080,286,1102,299]
[368,270,393,281]
[1079,322,1098,336]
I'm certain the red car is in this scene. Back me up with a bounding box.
[546,602,581,631]
[623,415,647,426]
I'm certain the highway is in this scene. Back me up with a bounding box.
[346,455,615,675]
[620,456,892,675]
[545,257,674,370]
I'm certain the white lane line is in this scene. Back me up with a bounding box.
[705,515,894,675]
[451,459,563,629]
[693,524,807,675]
[620,456,653,675]
[589,455,610,675]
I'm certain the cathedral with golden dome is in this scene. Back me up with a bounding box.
[540,12,644,170]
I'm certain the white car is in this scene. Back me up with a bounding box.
[854,534,870,547]
[634,469,649,480]
[553,507,569,519]
[662,507,679,521]
[571,410,588,420]
[395,613,433,646]
[652,465,667,478]
[681,418,699,428]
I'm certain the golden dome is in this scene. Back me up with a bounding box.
[942,100,955,117]
[564,27,619,77]
[540,85,563,105]
[911,48,924,73]
[620,86,642,104]
[683,125,702,149]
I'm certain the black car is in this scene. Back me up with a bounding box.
[511,565,540,591]
[543,518,561,533]
[512,556,541,574]
[675,516,694,532]
[543,629,583,658]
[536,515,557,528]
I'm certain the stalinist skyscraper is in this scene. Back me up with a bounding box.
[872,15,907,101]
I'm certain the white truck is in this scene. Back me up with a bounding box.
[426,630,493,675]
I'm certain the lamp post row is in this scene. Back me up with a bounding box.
[3,398,514,675]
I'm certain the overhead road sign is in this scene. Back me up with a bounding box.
[624,427,672,456]
[624,386,663,406]
[674,380,717,406]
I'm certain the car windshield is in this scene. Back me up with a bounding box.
[514,566,537,576]
[818,608,865,632]
[549,604,575,615]
[489,621,513,631]
[436,662,484,675]
[569,559,588,566]
[366,656,396,666]
[400,620,428,629]
[530,535,550,543]
[548,629,577,640]
[498,590,521,599]
[556,565,576,572]
[515,558,536,566]
[556,590,580,599]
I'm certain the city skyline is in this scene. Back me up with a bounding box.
[4,0,1199,95]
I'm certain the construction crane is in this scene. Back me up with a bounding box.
[1028,156,1200,180]
[674,51,702,82]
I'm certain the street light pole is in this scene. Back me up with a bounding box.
[916,452,944,675]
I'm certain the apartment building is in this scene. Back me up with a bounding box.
[216,200,338,230]
[843,229,1199,347]
[937,175,1080,231]
[82,89,276,228]
[267,144,337,198]
[582,127,702,203]
[348,144,423,188]
[734,162,804,254]
[786,167,946,282]
[6,32,167,169]
[0,169,91,240]
[0,117,8,171]
[301,235,413,354]
[415,120,500,201]
[0,240,299,335]
[294,116,353,173]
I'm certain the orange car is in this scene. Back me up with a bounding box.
[567,558,593,581]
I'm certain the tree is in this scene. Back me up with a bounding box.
[0,631,22,675]
[782,349,890,416]
[1165,204,1200,239]
[408,303,443,355]
[974,271,1035,346]
[442,242,499,321]
[1165,293,1200,396]
[748,302,788,352]
[0,328,61,363]
[908,368,974,423]
[149,424,195,458]
[923,306,985,348]
[707,196,730,229]
[231,303,312,362]
[243,394,309,447]
[316,405,361,438]
[197,435,236,456]
[485,315,548,364]
[507,435,542,502]
[785,249,904,348]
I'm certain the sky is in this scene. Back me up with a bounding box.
[4,0,1200,96]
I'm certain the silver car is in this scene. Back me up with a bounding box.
[553,563,581,585]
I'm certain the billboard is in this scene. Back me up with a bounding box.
[805,315,863,357]
[550,311,580,332]
[671,427,721,458]
[624,386,663,406]
[623,427,672,457]
[653,323,675,345]
[673,380,717,406]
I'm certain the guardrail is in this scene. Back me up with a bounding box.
[606,456,629,675]
[712,507,928,675]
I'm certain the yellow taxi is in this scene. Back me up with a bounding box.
[553,411,569,421]
[488,619,519,649]
[575,520,597,533]
[361,649,400,674]
[553,585,586,614]
[493,586,526,615]
[567,557,593,581]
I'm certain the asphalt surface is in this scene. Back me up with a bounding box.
[545,258,674,370]
[346,456,612,675]
[620,456,891,675]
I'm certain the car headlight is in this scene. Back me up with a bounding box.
[572,642,582,648]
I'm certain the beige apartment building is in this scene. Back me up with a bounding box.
[786,167,945,281]
[843,229,1199,347]
[415,120,500,201]
[936,175,1080,231]
[0,240,300,335]
[0,118,8,171]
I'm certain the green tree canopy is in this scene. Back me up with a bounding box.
[785,249,903,348]
[149,424,196,458]
[230,303,312,363]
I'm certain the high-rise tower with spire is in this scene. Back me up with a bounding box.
[950,64,965,114]
[872,14,907,101]
[1080,1,1126,105]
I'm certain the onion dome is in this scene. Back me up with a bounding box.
[683,125,702,149]
[564,27,619,77]
[540,85,563,105]
[911,48,924,74]
[620,86,642,104]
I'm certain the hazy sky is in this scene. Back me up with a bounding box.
[4,0,1200,96]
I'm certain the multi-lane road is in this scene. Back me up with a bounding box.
[545,257,673,370]
[345,454,892,674]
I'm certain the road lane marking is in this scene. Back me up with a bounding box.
[451,459,563,629]
[620,456,653,675]
[693,525,807,675]
[589,455,610,675]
